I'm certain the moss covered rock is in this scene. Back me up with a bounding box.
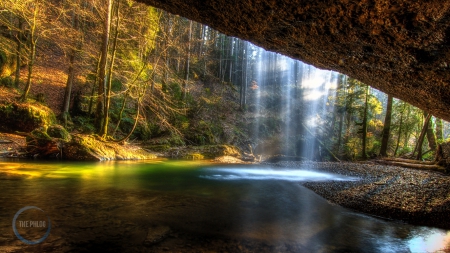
[168,145,241,159]
[47,124,71,141]
[25,126,61,158]
[63,134,157,161]
[0,102,56,132]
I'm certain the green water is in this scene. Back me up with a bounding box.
[0,159,449,252]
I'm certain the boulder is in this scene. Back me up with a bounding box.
[62,134,157,161]
[0,102,56,133]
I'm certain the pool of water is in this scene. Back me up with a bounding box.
[0,160,449,252]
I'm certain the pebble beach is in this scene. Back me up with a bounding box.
[267,161,450,229]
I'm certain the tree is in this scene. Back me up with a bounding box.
[96,0,112,136]
[14,18,24,87]
[100,0,120,138]
[393,100,407,156]
[425,113,437,151]
[360,84,369,159]
[60,0,86,126]
[413,112,432,160]
[239,40,248,110]
[182,19,192,100]
[436,118,444,142]
[379,94,393,156]
[0,0,53,101]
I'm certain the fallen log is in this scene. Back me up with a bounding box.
[375,160,446,172]
[382,157,436,165]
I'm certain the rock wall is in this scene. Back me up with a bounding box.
[137,0,450,121]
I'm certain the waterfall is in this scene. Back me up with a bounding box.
[247,43,339,161]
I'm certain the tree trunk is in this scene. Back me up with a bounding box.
[114,101,140,143]
[361,85,369,159]
[21,35,36,102]
[336,112,344,154]
[62,10,83,126]
[394,104,404,156]
[100,0,120,138]
[62,49,76,126]
[14,19,23,88]
[219,34,223,80]
[379,94,393,156]
[96,0,112,134]
[436,118,444,142]
[414,113,432,160]
[375,160,445,172]
[182,20,192,100]
[228,37,234,83]
[239,40,244,109]
[402,104,412,152]
[239,41,248,110]
[20,6,38,103]
[198,24,204,58]
[425,113,437,151]
[112,93,127,137]
[88,52,101,116]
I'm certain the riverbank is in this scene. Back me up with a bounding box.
[268,161,450,229]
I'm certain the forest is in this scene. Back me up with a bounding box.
[0,0,449,163]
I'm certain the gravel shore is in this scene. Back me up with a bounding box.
[266,161,450,229]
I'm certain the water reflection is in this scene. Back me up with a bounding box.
[0,160,449,252]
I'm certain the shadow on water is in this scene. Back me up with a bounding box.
[0,160,449,252]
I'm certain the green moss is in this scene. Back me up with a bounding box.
[63,134,157,161]
[47,124,71,141]
[0,102,56,132]
[30,126,51,140]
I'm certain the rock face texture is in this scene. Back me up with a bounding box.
[137,0,450,121]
